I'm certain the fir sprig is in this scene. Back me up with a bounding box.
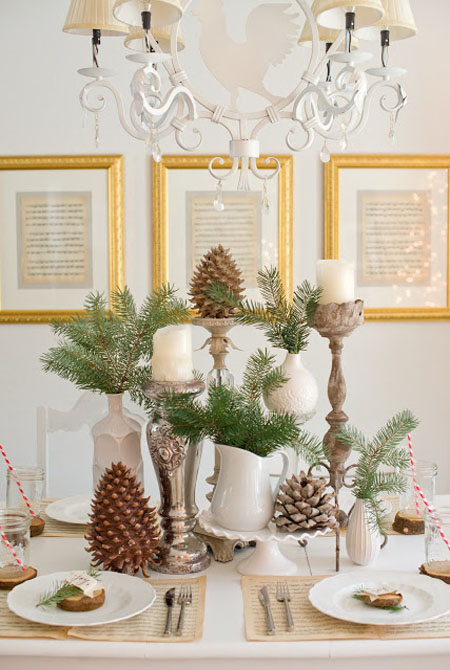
[338,410,420,531]
[163,349,300,457]
[205,267,322,353]
[353,592,406,613]
[292,430,327,467]
[41,285,190,400]
[37,566,102,608]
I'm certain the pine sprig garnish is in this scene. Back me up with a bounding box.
[353,592,406,613]
[206,267,322,353]
[41,285,190,399]
[37,583,84,608]
[338,409,420,531]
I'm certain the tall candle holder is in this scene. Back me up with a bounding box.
[312,300,364,571]
[143,378,211,574]
[192,316,240,502]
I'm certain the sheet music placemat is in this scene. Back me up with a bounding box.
[40,499,88,538]
[0,577,206,643]
[242,575,450,641]
[68,576,206,642]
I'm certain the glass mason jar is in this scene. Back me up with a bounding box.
[425,506,450,569]
[398,460,438,519]
[6,467,45,517]
[0,509,31,579]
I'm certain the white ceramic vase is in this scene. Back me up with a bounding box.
[210,444,289,532]
[264,352,318,424]
[346,498,382,566]
[91,393,144,489]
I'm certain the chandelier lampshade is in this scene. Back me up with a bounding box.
[113,0,183,28]
[315,0,385,30]
[355,0,417,40]
[63,0,128,36]
[124,25,185,52]
[299,1,360,48]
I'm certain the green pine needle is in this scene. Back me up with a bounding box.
[205,267,322,353]
[37,583,84,608]
[338,409,420,531]
[163,348,299,456]
[41,284,190,400]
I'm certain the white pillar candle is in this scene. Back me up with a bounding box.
[316,260,355,305]
[151,325,194,382]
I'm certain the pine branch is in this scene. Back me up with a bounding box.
[41,286,190,398]
[37,583,83,608]
[241,349,287,401]
[292,430,326,466]
[204,269,321,353]
[337,410,420,532]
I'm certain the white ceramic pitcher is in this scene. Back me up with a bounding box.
[210,444,290,532]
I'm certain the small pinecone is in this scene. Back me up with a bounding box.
[274,471,337,533]
[189,245,244,318]
[85,462,161,576]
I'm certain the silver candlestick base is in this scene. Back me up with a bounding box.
[143,379,211,574]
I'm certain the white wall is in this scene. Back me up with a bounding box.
[0,0,449,502]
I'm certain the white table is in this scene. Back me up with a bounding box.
[1,530,450,670]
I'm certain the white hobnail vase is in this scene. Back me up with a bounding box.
[91,393,143,489]
[264,352,318,424]
[346,498,381,566]
[210,444,289,532]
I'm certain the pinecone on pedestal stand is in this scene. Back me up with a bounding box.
[274,471,337,532]
[86,461,160,576]
[189,245,244,318]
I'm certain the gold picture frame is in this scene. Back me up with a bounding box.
[152,154,293,298]
[324,154,450,321]
[0,155,124,323]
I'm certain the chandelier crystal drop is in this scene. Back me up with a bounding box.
[63,0,417,191]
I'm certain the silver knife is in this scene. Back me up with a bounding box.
[163,587,176,636]
[258,586,276,635]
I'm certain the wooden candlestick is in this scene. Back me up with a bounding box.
[312,300,364,571]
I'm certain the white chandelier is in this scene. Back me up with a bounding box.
[64,0,417,192]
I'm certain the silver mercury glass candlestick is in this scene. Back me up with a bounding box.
[143,378,211,574]
[192,316,240,501]
[311,299,364,571]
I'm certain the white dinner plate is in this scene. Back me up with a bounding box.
[45,495,91,525]
[309,570,450,626]
[8,571,156,627]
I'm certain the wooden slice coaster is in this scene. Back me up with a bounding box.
[419,561,450,585]
[392,511,424,535]
[0,566,37,590]
[30,516,45,537]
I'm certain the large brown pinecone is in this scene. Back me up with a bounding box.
[189,245,244,318]
[85,462,160,576]
[274,471,337,533]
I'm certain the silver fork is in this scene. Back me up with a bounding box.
[276,582,294,632]
[175,584,193,636]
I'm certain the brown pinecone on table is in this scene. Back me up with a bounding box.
[85,461,160,576]
[274,471,337,533]
[189,244,244,318]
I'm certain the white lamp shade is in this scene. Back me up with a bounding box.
[113,0,183,28]
[315,0,385,30]
[299,2,360,48]
[63,0,128,36]
[124,25,185,52]
[355,0,417,40]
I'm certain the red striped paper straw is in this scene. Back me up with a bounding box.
[407,434,450,552]
[0,523,26,570]
[407,434,421,517]
[0,445,36,517]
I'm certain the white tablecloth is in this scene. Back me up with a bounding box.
[1,526,450,670]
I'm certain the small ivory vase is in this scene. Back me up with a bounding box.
[264,352,318,424]
[91,393,143,490]
[210,444,289,532]
[346,498,381,566]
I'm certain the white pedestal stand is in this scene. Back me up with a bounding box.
[198,510,328,576]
